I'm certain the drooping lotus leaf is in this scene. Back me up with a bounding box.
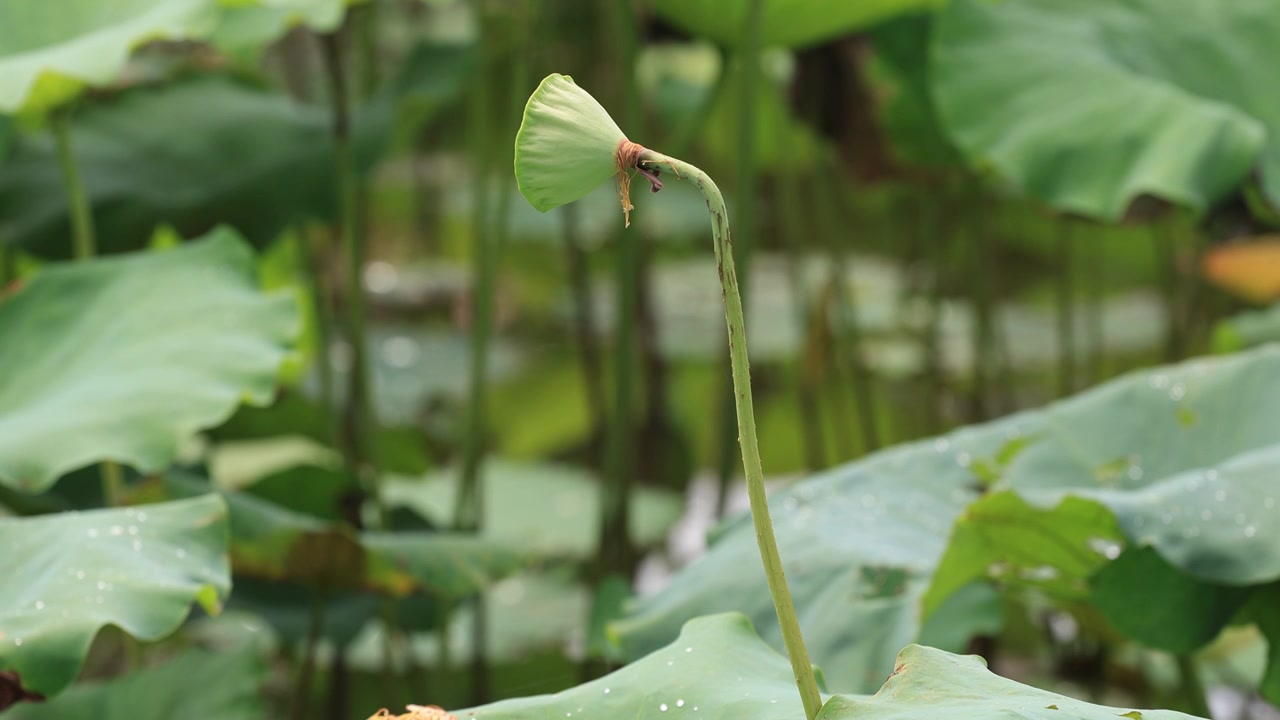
[933,0,1280,220]
[612,412,1022,692]
[515,74,628,214]
[3,646,263,720]
[0,228,298,492]
[649,0,943,50]
[441,613,1198,720]
[0,495,230,699]
[0,0,218,113]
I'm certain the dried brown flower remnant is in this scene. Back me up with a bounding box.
[615,139,643,228]
[614,139,662,228]
[368,704,457,720]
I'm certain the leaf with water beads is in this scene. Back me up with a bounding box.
[0,496,230,702]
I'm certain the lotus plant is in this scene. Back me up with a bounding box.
[514,73,824,720]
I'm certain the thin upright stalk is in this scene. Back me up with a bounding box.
[290,589,329,720]
[54,109,125,507]
[1056,217,1076,397]
[967,183,994,420]
[0,245,13,285]
[819,171,880,454]
[1152,221,1182,361]
[52,112,96,261]
[453,33,498,707]
[714,0,764,518]
[1085,235,1106,383]
[640,150,823,720]
[600,0,641,573]
[1175,655,1211,719]
[318,31,383,522]
[778,175,827,471]
[295,226,337,422]
[561,204,608,464]
[454,48,494,537]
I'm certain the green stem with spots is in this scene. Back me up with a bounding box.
[713,0,764,518]
[639,150,823,720]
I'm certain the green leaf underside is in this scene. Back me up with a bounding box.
[0,0,217,113]
[0,228,298,492]
[1092,546,1253,654]
[163,474,531,600]
[514,74,626,213]
[934,0,1280,220]
[452,613,1199,720]
[649,0,943,49]
[619,345,1280,692]
[0,495,231,697]
[4,647,263,720]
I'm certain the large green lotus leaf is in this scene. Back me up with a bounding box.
[0,0,217,113]
[924,346,1280,665]
[451,613,824,720]
[0,229,297,492]
[383,460,684,560]
[0,45,471,258]
[161,474,531,600]
[933,0,1280,220]
[210,0,347,54]
[4,646,263,719]
[868,13,961,168]
[650,0,942,49]
[446,614,1196,720]
[613,414,1025,692]
[815,644,1198,720]
[0,76,337,258]
[0,495,230,698]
